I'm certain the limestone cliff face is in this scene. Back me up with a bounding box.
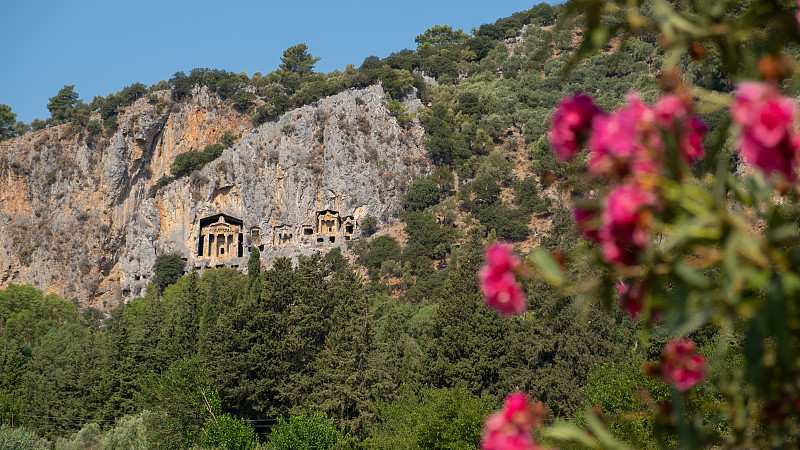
[0,85,428,306]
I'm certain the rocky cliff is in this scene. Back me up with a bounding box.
[0,85,428,307]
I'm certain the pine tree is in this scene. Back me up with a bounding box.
[248,246,261,304]
[47,85,80,125]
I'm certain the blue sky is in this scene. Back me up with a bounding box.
[1,1,558,123]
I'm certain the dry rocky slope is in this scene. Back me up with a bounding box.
[0,85,429,307]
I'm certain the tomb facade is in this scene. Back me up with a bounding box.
[317,210,339,236]
[197,214,244,259]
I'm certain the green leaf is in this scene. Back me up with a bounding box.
[541,421,600,448]
[674,261,711,289]
[586,409,635,450]
[531,248,565,287]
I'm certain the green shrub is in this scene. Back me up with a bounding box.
[149,175,173,197]
[266,412,349,450]
[475,203,530,241]
[385,99,413,127]
[201,413,256,450]
[0,425,48,450]
[53,422,102,450]
[220,131,238,148]
[103,114,118,137]
[86,119,102,138]
[366,387,494,450]
[101,412,150,449]
[514,177,550,213]
[170,143,227,178]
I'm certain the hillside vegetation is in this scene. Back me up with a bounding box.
[3,0,798,448]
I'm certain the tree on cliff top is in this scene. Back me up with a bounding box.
[415,25,469,50]
[47,85,80,125]
[0,104,16,140]
[279,43,320,77]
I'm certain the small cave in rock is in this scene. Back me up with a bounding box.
[329,236,335,243]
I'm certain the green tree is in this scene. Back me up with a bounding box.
[247,246,261,304]
[279,44,320,77]
[170,72,192,101]
[152,253,185,294]
[415,25,470,50]
[139,357,219,448]
[12,121,30,137]
[402,176,442,211]
[363,236,402,272]
[232,90,256,112]
[47,85,80,125]
[0,105,17,140]
[360,216,378,236]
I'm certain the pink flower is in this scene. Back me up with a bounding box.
[654,94,689,126]
[655,94,707,162]
[482,393,545,450]
[681,117,707,162]
[617,281,662,321]
[660,339,706,392]
[549,94,602,161]
[617,281,645,318]
[573,206,600,241]
[503,393,533,424]
[598,185,657,265]
[479,244,526,316]
[732,82,800,180]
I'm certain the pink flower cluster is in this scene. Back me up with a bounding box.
[548,92,708,313]
[732,82,800,180]
[659,339,707,392]
[587,94,706,182]
[549,94,602,161]
[549,93,709,266]
[573,185,658,266]
[479,244,526,316]
[482,392,546,450]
